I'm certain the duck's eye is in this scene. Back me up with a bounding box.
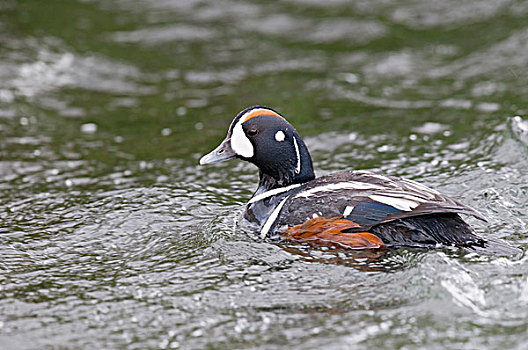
[247,128,258,137]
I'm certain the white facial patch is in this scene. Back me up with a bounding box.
[231,123,254,158]
[275,130,285,142]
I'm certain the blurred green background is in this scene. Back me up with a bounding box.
[2,0,527,167]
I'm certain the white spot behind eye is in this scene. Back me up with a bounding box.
[275,130,285,142]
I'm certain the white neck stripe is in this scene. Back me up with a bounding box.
[293,136,301,174]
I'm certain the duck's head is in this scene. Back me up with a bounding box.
[200,106,315,189]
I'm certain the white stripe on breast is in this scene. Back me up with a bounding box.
[248,183,302,203]
[295,181,384,199]
[260,195,290,239]
[343,205,354,217]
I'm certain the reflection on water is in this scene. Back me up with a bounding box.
[1,0,528,348]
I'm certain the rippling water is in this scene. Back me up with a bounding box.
[1,0,528,348]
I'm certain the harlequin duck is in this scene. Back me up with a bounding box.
[200,106,513,253]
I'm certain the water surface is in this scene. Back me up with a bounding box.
[1,0,528,349]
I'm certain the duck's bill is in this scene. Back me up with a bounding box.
[199,139,237,165]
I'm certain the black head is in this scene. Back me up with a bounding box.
[200,106,315,189]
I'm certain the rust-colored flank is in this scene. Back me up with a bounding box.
[241,109,284,123]
[282,216,385,249]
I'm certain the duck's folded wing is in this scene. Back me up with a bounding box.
[278,172,486,230]
[344,190,487,228]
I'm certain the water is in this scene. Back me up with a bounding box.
[1,0,528,348]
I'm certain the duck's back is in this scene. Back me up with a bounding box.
[247,170,487,249]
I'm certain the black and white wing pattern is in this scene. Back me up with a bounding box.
[274,170,486,231]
